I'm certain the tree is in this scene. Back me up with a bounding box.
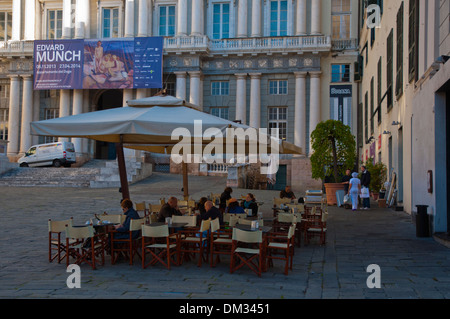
[310,120,356,182]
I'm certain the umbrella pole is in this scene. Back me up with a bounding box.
[116,139,130,201]
[182,162,189,200]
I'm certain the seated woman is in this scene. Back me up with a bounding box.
[241,193,258,217]
[225,198,246,214]
[113,198,141,239]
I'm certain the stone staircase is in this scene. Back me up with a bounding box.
[0,158,153,188]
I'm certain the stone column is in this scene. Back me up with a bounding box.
[7,75,20,156]
[12,0,21,41]
[175,71,187,100]
[235,73,247,124]
[177,0,188,36]
[191,0,204,36]
[124,0,135,37]
[24,0,35,40]
[311,0,321,35]
[251,0,261,37]
[138,0,148,37]
[62,0,72,39]
[59,90,71,143]
[123,89,134,106]
[136,89,148,99]
[309,71,322,151]
[72,89,84,155]
[189,71,202,110]
[296,0,307,35]
[237,0,248,38]
[19,75,33,154]
[75,0,90,38]
[32,90,40,145]
[294,72,307,151]
[249,73,261,129]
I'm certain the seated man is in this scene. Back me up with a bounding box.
[203,201,224,225]
[280,186,296,200]
[157,197,183,222]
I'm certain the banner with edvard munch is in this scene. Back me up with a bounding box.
[34,37,163,90]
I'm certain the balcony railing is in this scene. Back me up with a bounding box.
[0,40,34,55]
[331,38,359,51]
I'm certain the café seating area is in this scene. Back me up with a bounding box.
[48,191,328,276]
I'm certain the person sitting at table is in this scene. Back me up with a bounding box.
[280,186,296,201]
[219,187,233,211]
[241,193,258,217]
[225,198,246,214]
[203,201,224,225]
[195,197,208,225]
[157,196,183,222]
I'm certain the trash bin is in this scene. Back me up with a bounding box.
[416,205,430,237]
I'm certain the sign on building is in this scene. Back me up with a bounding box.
[34,37,163,90]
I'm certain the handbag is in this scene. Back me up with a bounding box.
[343,194,350,203]
[360,187,370,198]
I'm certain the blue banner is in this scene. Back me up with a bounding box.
[34,37,163,90]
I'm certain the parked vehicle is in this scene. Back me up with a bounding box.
[18,142,76,167]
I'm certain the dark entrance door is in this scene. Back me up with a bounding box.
[447,89,450,234]
[95,90,123,160]
[272,165,287,191]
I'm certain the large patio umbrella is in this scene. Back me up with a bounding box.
[31,95,302,200]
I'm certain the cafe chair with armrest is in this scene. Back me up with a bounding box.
[49,217,75,263]
[210,218,232,267]
[230,228,264,277]
[303,209,327,246]
[141,224,179,269]
[98,214,124,225]
[172,215,197,228]
[110,218,145,265]
[179,219,211,267]
[266,224,296,275]
[273,213,296,233]
[65,224,105,270]
[135,202,148,216]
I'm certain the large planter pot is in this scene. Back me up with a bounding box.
[324,183,345,206]
[371,192,379,201]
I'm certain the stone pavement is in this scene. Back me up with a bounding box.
[0,172,449,300]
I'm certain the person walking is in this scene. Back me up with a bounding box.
[348,172,361,211]
[360,165,371,210]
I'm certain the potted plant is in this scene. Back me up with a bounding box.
[363,159,387,201]
[310,120,356,205]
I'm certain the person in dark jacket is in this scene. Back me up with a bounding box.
[225,198,246,214]
[157,197,183,222]
[111,199,141,241]
[219,187,233,211]
[241,193,258,216]
[203,201,224,225]
[280,186,296,200]
[360,165,371,209]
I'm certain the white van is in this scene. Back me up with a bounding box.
[18,142,76,168]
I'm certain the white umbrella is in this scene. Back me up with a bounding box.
[31,95,302,199]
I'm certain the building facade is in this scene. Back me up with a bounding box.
[0,0,360,193]
[359,0,450,234]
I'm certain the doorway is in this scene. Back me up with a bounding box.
[95,90,123,160]
[272,164,287,191]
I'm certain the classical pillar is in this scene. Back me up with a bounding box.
[296,0,307,35]
[251,0,261,37]
[237,0,248,38]
[12,0,21,41]
[189,71,202,110]
[309,71,322,152]
[24,0,35,40]
[191,0,204,36]
[59,90,71,143]
[123,89,134,106]
[62,0,72,39]
[19,75,33,154]
[72,89,83,155]
[136,89,148,99]
[32,90,40,145]
[75,0,90,38]
[311,0,321,35]
[175,72,187,100]
[177,0,188,36]
[294,72,307,151]
[124,0,135,38]
[138,0,148,37]
[249,73,261,129]
[7,75,20,156]
[235,73,247,124]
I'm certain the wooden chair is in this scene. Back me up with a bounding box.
[273,197,292,206]
[141,224,179,269]
[172,215,197,228]
[98,214,124,224]
[273,213,296,233]
[65,224,106,270]
[135,202,148,216]
[179,219,211,267]
[110,218,145,265]
[303,209,327,246]
[230,228,264,277]
[266,224,296,275]
[48,217,74,263]
[210,218,232,267]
